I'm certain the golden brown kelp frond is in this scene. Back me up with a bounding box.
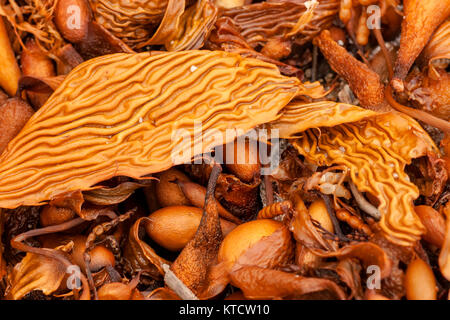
[220,0,339,48]
[207,17,303,77]
[0,50,305,209]
[292,113,436,246]
[313,30,390,112]
[269,100,438,246]
[135,0,217,51]
[391,0,450,92]
[0,0,65,58]
[420,20,450,80]
[90,0,169,48]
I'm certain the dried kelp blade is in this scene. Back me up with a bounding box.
[297,118,431,245]
[268,101,438,246]
[0,50,303,209]
[273,104,436,246]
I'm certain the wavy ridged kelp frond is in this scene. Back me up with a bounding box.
[275,106,437,246]
[0,50,302,209]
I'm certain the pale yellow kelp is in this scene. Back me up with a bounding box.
[270,102,437,246]
[0,50,304,209]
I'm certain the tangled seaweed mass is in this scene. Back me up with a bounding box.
[0,0,449,301]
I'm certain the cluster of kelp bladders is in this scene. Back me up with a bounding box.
[0,0,449,300]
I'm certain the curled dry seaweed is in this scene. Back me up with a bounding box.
[229,265,346,300]
[83,181,152,206]
[123,217,169,279]
[267,100,438,246]
[313,30,390,112]
[7,248,68,300]
[293,113,435,246]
